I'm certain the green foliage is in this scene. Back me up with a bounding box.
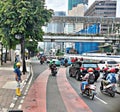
[25,40,38,54]
[56,49,64,56]
[0,0,53,49]
[45,32,104,37]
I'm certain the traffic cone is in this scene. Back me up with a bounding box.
[16,88,21,96]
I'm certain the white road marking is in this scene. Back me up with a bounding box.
[10,103,15,108]
[95,96,107,104]
[20,100,24,103]
[22,96,25,99]
[18,104,22,109]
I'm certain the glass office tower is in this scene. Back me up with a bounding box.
[68,0,88,10]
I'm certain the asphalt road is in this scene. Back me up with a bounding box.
[31,61,67,112]
[14,60,120,112]
[31,61,120,112]
[66,67,120,112]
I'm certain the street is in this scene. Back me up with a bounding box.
[67,68,120,112]
[14,60,120,112]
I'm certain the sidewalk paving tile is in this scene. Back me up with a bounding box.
[0,61,30,110]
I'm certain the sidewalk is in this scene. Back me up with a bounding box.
[0,61,30,111]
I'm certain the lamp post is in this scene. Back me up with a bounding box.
[15,34,26,74]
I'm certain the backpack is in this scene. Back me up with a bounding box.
[111,75,116,83]
[88,73,95,84]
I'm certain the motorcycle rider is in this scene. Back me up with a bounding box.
[81,68,95,92]
[100,67,117,90]
[40,56,44,64]
[64,58,68,67]
[102,67,109,80]
[49,61,57,73]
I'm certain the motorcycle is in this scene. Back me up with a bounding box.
[100,83,116,97]
[40,60,44,64]
[64,62,68,67]
[51,67,57,76]
[40,58,44,64]
[80,83,97,100]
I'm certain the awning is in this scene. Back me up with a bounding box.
[98,44,111,48]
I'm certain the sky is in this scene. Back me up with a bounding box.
[45,0,120,17]
[46,0,96,12]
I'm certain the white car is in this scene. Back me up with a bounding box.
[98,59,119,71]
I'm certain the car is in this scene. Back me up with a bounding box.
[80,62,100,82]
[69,61,82,80]
[52,59,61,67]
[98,60,119,72]
[60,58,72,66]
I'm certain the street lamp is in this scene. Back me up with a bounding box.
[15,34,26,74]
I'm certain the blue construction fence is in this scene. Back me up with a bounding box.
[66,23,100,54]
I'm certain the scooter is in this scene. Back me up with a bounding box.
[51,67,57,76]
[100,83,116,97]
[40,60,44,64]
[64,62,68,67]
[40,57,44,64]
[80,83,97,100]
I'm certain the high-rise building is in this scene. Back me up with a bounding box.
[68,0,88,11]
[84,0,117,34]
[67,0,88,33]
[67,0,100,54]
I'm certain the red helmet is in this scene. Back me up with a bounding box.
[103,67,109,72]
[110,68,116,73]
[87,68,94,72]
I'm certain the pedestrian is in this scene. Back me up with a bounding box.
[14,62,22,96]
[14,53,20,69]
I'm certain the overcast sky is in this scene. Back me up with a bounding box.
[46,0,95,12]
[45,0,120,17]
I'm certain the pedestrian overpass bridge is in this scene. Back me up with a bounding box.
[51,16,120,24]
[43,35,119,43]
[43,16,120,43]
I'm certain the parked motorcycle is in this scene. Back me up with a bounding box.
[100,83,116,97]
[80,84,97,100]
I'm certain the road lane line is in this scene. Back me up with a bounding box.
[95,96,107,104]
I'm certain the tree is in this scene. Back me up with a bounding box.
[0,0,53,73]
[0,0,53,44]
[25,40,38,58]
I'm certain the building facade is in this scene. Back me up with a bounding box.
[45,11,66,53]
[68,0,88,11]
[67,0,88,33]
[47,11,66,33]
[67,0,100,54]
[84,0,117,34]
